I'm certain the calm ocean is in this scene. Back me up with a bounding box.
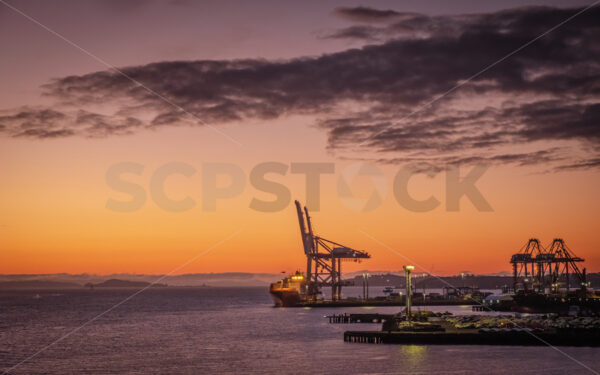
[1,287,598,374]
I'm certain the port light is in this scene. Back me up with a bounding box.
[404,265,415,271]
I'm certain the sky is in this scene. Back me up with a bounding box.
[1,0,599,276]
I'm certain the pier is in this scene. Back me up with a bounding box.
[297,298,475,308]
[343,329,600,346]
[327,313,393,324]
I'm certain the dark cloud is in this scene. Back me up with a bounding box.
[327,9,460,40]
[0,108,143,139]
[555,158,600,170]
[333,6,402,23]
[366,148,564,174]
[15,128,75,139]
[324,25,384,41]
[1,6,599,170]
[325,100,600,156]
[327,6,600,42]
[0,108,72,139]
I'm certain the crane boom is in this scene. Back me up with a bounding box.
[295,200,310,255]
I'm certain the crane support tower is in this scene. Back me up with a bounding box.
[295,200,370,300]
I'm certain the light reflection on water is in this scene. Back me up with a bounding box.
[401,345,427,367]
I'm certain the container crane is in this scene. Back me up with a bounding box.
[510,238,586,294]
[295,200,370,300]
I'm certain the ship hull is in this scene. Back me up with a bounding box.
[512,293,600,314]
[269,288,303,307]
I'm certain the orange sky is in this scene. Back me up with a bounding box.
[1,1,599,276]
[1,119,599,275]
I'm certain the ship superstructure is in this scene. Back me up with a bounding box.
[269,271,306,307]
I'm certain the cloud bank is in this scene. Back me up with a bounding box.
[1,6,598,171]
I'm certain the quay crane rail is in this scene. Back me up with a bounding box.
[295,200,370,300]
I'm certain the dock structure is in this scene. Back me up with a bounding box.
[327,313,393,324]
[343,329,600,346]
[297,299,475,308]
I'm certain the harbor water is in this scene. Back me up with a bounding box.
[1,287,598,374]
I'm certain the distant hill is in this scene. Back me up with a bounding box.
[0,272,597,288]
[0,280,81,289]
[89,279,167,288]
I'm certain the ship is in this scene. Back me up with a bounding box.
[269,271,307,307]
[511,291,600,314]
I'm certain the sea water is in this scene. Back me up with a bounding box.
[0,287,598,374]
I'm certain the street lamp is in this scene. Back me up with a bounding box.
[362,273,370,300]
[404,265,414,321]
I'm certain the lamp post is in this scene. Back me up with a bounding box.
[362,273,366,301]
[404,265,414,322]
[362,273,370,300]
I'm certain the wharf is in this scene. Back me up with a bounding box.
[327,313,394,323]
[344,328,600,346]
[297,299,474,308]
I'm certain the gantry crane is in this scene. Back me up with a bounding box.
[510,238,545,292]
[510,238,586,294]
[295,200,370,300]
